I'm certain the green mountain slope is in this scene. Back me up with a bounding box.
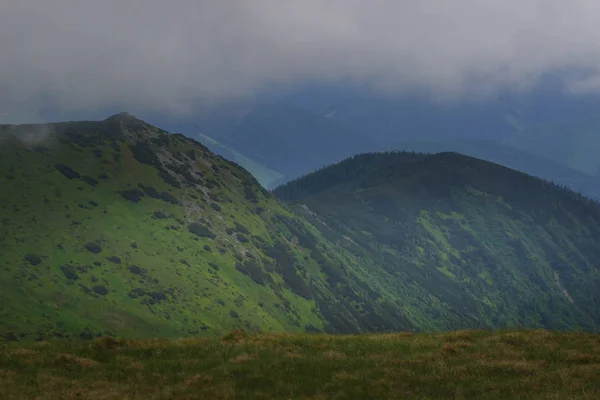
[3,115,600,341]
[275,152,600,332]
[0,114,409,341]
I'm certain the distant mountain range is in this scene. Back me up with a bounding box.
[145,79,595,198]
[154,100,379,188]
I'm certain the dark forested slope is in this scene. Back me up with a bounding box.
[275,152,600,331]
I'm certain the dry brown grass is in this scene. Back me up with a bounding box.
[9,348,38,357]
[221,328,248,343]
[90,336,127,350]
[441,342,458,355]
[55,354,99,368]
[323,350,346,360]
[184,373,214,387]
[1,330,599,399]
[231,352,257,363]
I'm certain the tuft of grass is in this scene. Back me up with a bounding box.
[221,329,248,343]
[90,336,127,350]
[55,353,99,368]
[1,330,600,399]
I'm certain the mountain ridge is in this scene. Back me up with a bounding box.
[390,139,600,200]
[2,115,600,341]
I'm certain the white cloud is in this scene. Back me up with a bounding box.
[3,0,600,117]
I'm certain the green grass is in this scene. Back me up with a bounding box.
[1,330,599,399]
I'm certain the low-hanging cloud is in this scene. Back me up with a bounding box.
[3,0,600,119]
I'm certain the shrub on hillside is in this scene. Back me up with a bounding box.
[160,172,181,189]
[92,285,109,295]
[188,223,216,239]
[153,211,168,219]
[24,254,41,266]
[208,262,220,271]
[129,142,158,166]
[55,164,80,179]
[236,234,249,243]
[234,222,250,235]
[282,270,312,299]
[139,184,161,199]
[119,189,145,203]
[128,288,146,298]
[160,191,179,205]
[81,176,99,187]
[84,242,103,254]
[243,184,258,203]
[129,265,145,275]
[205,179,220,189]
[60,265,79,280]
[148,291,168,303]
[235,261,271,285]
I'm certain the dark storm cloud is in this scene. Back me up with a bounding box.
[2,0,600,119]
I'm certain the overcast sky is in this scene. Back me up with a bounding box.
[3,0,600,119]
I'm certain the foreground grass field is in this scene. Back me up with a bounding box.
[1,330,599,399]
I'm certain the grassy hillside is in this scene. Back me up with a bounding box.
[275,152,600,332]
[3,114,600,342]
[0,114,409,341]
[1,330,599,399]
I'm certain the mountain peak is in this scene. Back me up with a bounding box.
[102,112,155,136]
[104,111,141,123]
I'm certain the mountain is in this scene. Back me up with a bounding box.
[148,79,600,192]
[390,139,600,200]
[153,100,379,188]
[3,115,600,341]
[273,84,514,143]
[270,79,600,176]
[274,152,600,332]
[0,113,408,341]
[502,106,600,176]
